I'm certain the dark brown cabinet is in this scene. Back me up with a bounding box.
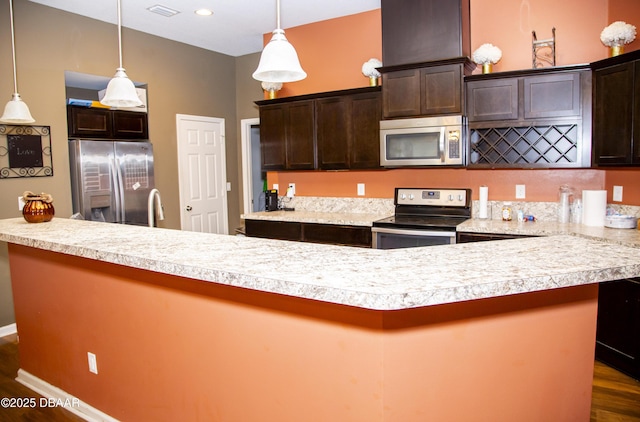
[258,100,315,171]
[256,87,381,171]
[465,66,591,168]
[245,219,372,248]
[381,59,473,119]
[381,0,470,67]
[456,232,534,243]
[596,277,640,380]
[592,50,640,166]
[316,91,381,169]
[67,106,148,140]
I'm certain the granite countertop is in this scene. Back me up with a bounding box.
[2,217,640,311]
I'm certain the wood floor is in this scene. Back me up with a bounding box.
[1,334,638,421]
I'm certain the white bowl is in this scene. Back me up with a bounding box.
[604,215,638,229]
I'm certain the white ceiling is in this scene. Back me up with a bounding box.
[28,0,381,57]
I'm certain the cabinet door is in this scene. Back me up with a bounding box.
[381,0,469,66]
[593,62,634,165]
[382,69,421,118]
[421,64,463,115]
[316,97,350,170]
[285,101,316,170]
[634,62,640,164]
[596,278,640,380]
[523,73,581,119]
[466,78,519,122]
[259,105,286,170]
[67,106,113,138]
[350,92,381,169]
[113,111,149,139]
[245,219,301,241]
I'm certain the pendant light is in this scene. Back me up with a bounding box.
[252,0,306,83]
[100,0,142,108]
[0,0,35,124]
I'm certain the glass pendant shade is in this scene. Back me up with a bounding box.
[0,93,34,124]
[100,67,142,108]
[253,29,307,83]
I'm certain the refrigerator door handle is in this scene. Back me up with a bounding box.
[115,158,126,223]
[110,158,123,223]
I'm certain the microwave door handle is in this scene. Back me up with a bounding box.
[439,127,446,162]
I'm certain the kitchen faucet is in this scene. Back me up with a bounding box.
[147,188,165,228]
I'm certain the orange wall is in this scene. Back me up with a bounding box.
[263,0,640,205]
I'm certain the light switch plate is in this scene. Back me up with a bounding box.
[357,183,365,196]
[613,185,623,202]
[18,196,25,211]
[515,185,526,199]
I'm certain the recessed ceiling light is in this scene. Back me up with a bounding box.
[195,9,213,16]
[147,5,180,17]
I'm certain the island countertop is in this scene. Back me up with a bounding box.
[1,217,639,310]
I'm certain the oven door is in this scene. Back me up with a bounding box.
[371,227,456,249]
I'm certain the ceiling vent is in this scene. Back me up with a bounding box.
[147,5,180,17]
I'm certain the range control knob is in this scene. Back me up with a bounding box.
[448,194,454,201]
[400,194,406,200]
[409,194,415,200]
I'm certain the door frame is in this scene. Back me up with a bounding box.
[241,117,260,215]
[176,113,229,234]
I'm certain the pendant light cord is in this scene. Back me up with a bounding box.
[9,0,18,94]
[276,0,281,30]
[117,0,124,69]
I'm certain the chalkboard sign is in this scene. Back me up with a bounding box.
[0,125,52,178]
[8,134,43,168]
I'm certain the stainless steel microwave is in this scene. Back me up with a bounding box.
[380,116,466,167]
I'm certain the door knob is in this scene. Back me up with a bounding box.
[186,205,192,211]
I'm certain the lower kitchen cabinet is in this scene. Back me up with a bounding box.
[245,219,372,248]
[456,232,533,243]
[595,277,640,380]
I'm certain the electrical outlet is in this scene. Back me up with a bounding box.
[272,183,279,192]
[226,182,231,192]
[287,183,295,197]
[18,196,25,211]
[87,352,98,374]
[357,183,365,196]
[515,184,526,199]
[613,185,623,202]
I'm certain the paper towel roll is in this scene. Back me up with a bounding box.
[582,190,607,227]
[478,186,489,219]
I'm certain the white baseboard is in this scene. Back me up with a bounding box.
[0,323,17,337]
[16,369,119,422]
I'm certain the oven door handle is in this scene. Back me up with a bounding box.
[371,227,456,238]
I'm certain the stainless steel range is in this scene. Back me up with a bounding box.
[372,188,472,249]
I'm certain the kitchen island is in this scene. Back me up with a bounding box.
[1,217,640,421]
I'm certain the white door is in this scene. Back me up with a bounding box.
[176,114,228,234]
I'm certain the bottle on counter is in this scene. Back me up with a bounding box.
[502,202,513,221]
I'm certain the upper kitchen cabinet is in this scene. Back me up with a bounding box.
[258,100,316,171]
[591,50,640,166]
[380,58,475,119]
[465,65,592,168]
[67,106,148,140]
[256,87,381,171]
[381,0,470,67]
[316,90,381,169]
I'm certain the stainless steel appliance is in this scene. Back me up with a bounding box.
[69,139,155,226]
[380,116,466,167]
[372,187,471,249]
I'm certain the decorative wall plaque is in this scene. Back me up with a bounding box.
[0,125,53,178]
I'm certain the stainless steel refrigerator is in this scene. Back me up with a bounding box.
[69,139,155,226]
